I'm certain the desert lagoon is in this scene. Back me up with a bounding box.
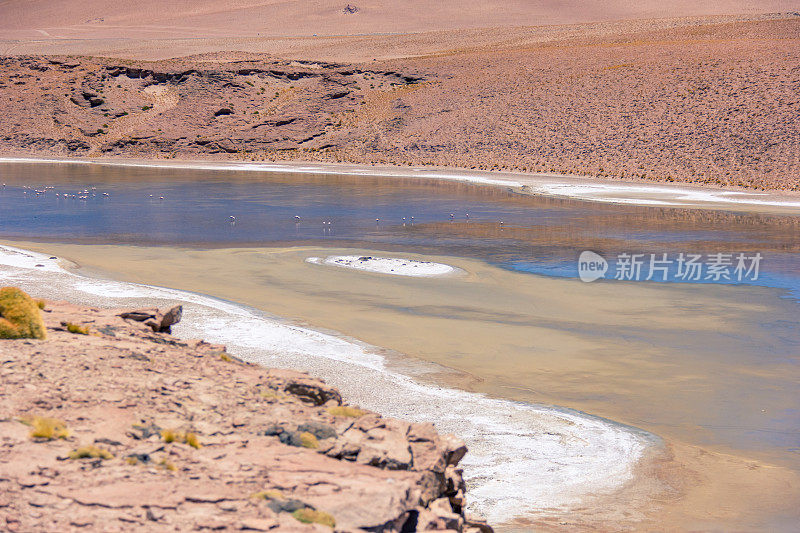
[1,160,799,529]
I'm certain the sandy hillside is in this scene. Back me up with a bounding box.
[2,15,799,190]
[0,3,799,190]
[1,0,797,41]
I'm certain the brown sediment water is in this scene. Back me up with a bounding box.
[8,240,800,530]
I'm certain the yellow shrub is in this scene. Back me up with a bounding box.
[26,417,69,440]
[161,429,201,448]
[64,322,89,335]
[259,390,281,401]
[184,432,201,449]
[252,489,284,500]
[327,405,367,418]
[0,287,46,339]
[68,446,113,460]
[299,431,319,449]
[158,458,176,471]
[292,508,335,528]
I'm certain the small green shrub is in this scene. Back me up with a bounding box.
[292,508,335,528]
[0,287,47,339]
[328,405,367,418]
[69,446,113,460]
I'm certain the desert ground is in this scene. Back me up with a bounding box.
[0,298,485,532]
[0,2,798,190]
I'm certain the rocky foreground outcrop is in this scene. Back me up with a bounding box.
[0,300,492,532]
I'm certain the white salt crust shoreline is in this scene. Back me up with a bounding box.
[2,157,800,213]
[0,243,651,525]
[306,255,459,277]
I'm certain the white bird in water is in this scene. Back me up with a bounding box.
[449,213,454,219]
[294,215,301,221]
[466,213,469,219]
[229,216,236,222]
[159,196,164,200]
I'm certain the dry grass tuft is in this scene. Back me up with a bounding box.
[327,405,367,418]
[184,432,201,449]
[158,458,177,471]
[292,508,335,528]
[299,431,319,449]
[252,489,284,500]
[259,389,283,401]
[161,429,201,449]
[63,322,89,335]
[23,416,70,440]
[0,287,47,339]
[68,445,113,460]
[161,429,177,443]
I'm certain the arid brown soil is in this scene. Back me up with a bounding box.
[0,300,490,532]
[1,15,799,191]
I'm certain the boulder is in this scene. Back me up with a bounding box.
[159,305,182,333]
[282,378,342,406]
[417,498,464,531]
[118,305,183,333]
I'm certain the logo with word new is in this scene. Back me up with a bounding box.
[578,251,608,282]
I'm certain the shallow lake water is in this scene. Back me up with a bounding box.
[1,161,800,528]
[2,161,799,291]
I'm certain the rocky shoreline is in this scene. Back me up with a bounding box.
[0,297,492,532]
